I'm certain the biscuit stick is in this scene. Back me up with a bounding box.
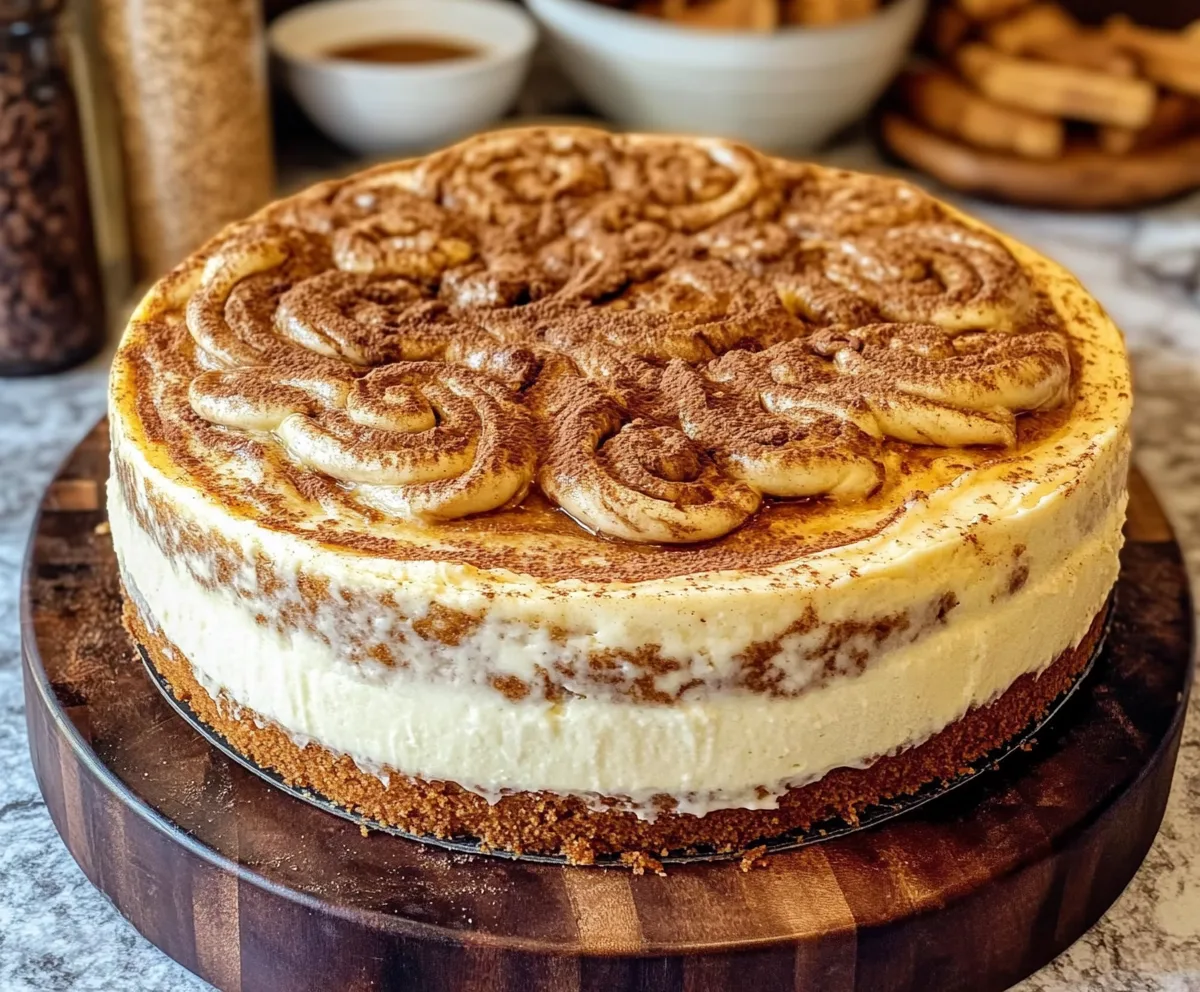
[1104,16,1200,94]
[1099,93,1200,154]
[665,0,778,29]
[956,42,1156,127]
[1141,56,1200,98]
[985,3,1075,54]
[954,0,1031,23]
[785,0,876,26]
[1105,17,1200,66]
[986,7,1135,74]
[1023,29,1137,76]
[902,67,1064,158]
[745,0,779,30]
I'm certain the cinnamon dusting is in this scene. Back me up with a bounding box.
[113,126,1079,567]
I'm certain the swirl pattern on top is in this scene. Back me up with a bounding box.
[166,127,1071,544]
[190,362,537,520]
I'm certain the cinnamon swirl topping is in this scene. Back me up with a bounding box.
[190,362,536,520]
[141,127,1071,544]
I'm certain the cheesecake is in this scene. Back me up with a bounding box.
[108,127,1130,863]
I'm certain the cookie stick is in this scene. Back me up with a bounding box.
[785,0,876,26]
[745,0,779,30]
[1141,56,1200,98]
[902,67,1064,158]
[1022,30,1137,76]
[956,43,1156,127]
[954,0,1031,23]
[1104,19,1200,98]
[985,3,1075,54]
[667,0,779,29]
[1105,17,1200,65]
[1099,93,1200,154]
[985,4,1134,74]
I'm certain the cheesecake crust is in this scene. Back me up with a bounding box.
[127,596,1106,864]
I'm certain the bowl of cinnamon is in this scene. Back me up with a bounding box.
[525,0,925,151]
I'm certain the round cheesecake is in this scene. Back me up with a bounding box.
[109,127,1130,863]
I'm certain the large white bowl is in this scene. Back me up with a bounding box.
[526,0,925,152]
[269,0,537,155]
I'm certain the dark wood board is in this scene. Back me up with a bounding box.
[20,420,1195,992]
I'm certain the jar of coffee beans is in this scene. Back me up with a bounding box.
[0,0,105,376]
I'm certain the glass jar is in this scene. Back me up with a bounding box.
[96,0,275,280]
[0,0,105,376]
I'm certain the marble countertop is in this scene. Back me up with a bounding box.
[2,152,1200,991]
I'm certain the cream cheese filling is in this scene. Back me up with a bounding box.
[110,479,1123,816]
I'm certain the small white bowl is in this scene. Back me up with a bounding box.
[269,0,537,155]
[526,0,925,152]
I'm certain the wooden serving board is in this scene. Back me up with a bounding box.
[882,113,1200,210]
[21,421,1194,992]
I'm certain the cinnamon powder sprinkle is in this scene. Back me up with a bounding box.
[109,126,1099,584]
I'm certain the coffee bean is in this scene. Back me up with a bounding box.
[0,11,104,376]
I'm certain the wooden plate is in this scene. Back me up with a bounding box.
[21,420,1194,992]
[882,113,1200,209]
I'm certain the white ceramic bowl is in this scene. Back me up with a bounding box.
[269,0,537,155]
[526,0,925,152]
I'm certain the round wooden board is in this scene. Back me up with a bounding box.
[21,420,1195,992]
[881,113,1200,210]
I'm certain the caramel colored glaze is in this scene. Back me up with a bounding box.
[323,38,481,64]
[111,127,1086,583]
[127,596,1105,863]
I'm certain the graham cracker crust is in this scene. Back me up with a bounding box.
[125,598,1106,864]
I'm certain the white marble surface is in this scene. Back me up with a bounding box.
[2,164,1200,991]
